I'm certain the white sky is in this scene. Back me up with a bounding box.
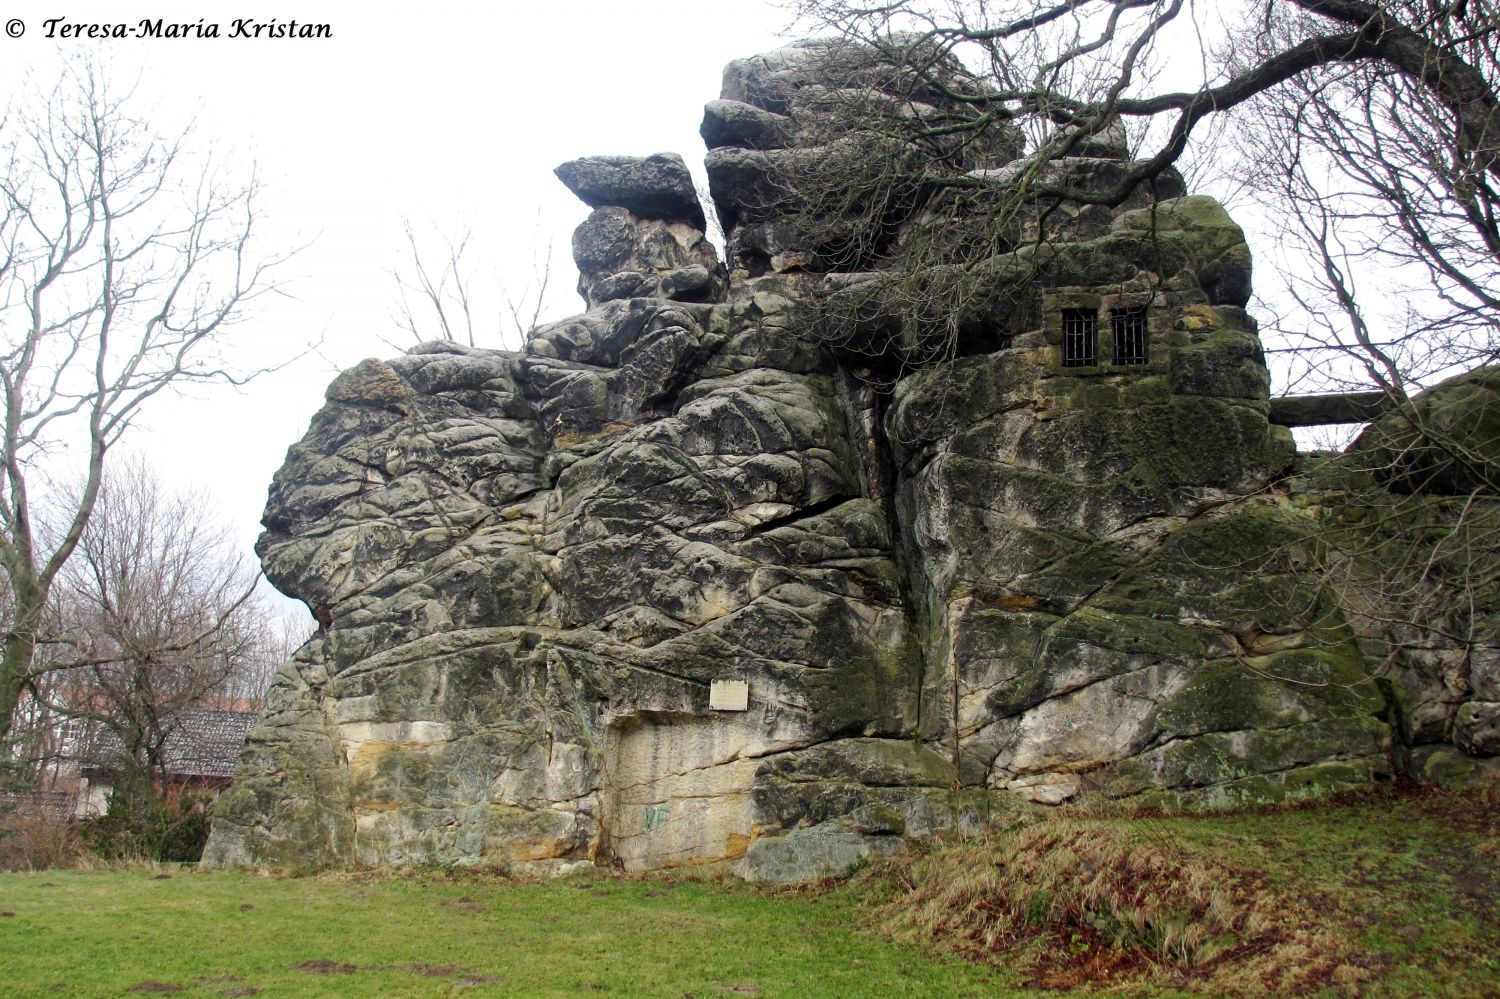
[1,0,795,606]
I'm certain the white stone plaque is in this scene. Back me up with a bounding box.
[709,679,749,712]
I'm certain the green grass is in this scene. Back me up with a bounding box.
[1,784,1495,997]
[1151,788,1500,996]
[0,867,1020,998]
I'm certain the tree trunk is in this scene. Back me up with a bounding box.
[0,578,42,742]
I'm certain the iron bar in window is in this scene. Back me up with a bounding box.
[1062,309,1098,367]
[1112,309,1149,365]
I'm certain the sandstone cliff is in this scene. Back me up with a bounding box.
[204,40,1499,880]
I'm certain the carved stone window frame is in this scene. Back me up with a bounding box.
[1045,290,1166,375]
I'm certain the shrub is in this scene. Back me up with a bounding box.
[80,788,214,863]
[0,804,85,871]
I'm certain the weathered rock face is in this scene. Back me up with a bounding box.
[1307,370,1500,788]
[206,40,1497,878]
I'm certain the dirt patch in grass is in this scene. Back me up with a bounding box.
[289,960,358,975]
[127,984,183,993]
[1400,785,1500,920]
[1030,943,1151,990]
[1405,783,1500,835]
[293,960,492,982]
[447,897,485,913]
[389,962,473,977]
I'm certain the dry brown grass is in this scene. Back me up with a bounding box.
[0,807,85,871]
[869,816,1378,995]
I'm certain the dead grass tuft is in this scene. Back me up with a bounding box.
[0,808,85,871]
[871,818,1376,995]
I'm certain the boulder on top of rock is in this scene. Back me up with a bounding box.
[324,357,413,409]
[1348,366,1500,494]
[700,99,791,151]
[554,153,706,230]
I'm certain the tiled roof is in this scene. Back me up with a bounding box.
[0,789,75,820]
[88,709,258,779]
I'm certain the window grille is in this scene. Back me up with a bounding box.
[1061,309,1098,367]
[1111,309,1149,364]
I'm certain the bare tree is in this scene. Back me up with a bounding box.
[1229,3,1500,399]
[0,60,284,740]
[219,604,313,709]
[392,219,483,347]
[19,462,267,794]
[389,216,554,349]
[3,467,311,804]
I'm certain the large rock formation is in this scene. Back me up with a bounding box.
[205,40,1499,879]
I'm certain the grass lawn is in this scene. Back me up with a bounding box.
[0,866,1021,998]
[1,784,1495,997]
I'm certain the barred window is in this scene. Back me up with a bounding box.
[1111,309,1149,365]
[1061,309,1098,367]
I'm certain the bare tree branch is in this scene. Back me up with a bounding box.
[0,60,286,741]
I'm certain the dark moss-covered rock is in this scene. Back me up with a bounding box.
[700,99,791,151]
[1112,196,1254,306]
[1348,366,1500,494]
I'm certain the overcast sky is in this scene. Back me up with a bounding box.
[1,0,794,606]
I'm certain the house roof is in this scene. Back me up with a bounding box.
[0,789,75,820]
[87,709,258,779]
